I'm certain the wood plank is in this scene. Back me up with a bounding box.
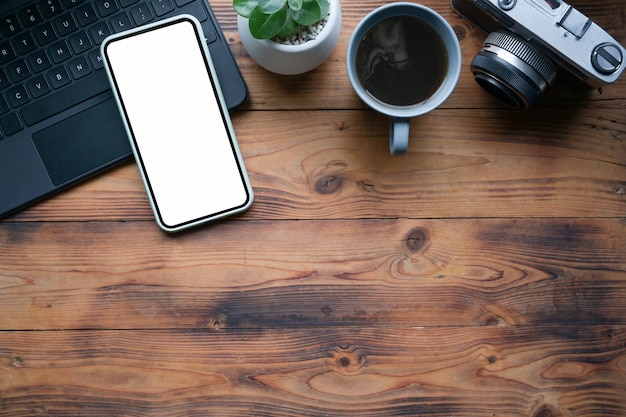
[1,326,625,416]
[1,218,624,330]
[7,108,625,221]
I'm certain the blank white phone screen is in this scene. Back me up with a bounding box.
[104,19,250,229]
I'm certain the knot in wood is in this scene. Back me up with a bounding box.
[453,24,467,41]
[533,405,557,417]
[480,312,509,327]
[315,175,344,195]
[404,227,430,253]
[331,346,366,375]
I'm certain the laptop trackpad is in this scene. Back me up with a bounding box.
[32,98,131,186]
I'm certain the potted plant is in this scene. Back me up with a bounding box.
[234,0,342,75]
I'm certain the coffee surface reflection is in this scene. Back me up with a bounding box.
[355,16,448,107]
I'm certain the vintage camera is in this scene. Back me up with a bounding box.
[451,0,625,108]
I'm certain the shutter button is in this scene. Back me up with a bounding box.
[592,43,623,74]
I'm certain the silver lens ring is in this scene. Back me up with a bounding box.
[470,30,557,108]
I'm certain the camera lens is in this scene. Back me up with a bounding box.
[471,31,557,108]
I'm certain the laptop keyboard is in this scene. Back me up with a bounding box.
[0,0,217,139]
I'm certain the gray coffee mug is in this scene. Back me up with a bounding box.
[346,3,461,155]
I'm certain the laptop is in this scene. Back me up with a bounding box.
[0,0,248,219]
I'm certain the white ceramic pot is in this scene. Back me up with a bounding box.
[237,0,342,75]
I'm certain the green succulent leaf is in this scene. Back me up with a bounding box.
[316,0,330,19]
[258,0,286,14]
[287,0,303,11]
[249,4,289,39]
[277,15,298,37]
[292,0,328,26]
[233,0,258,18]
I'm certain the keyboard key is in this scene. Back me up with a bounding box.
[88,49,104,70]
[48,39,72,63]
[0,95,10,115]
[13,32,38,55]
[61,0,81,9]
[110,12,133,33]
[74,3,99,27]
[33,22,58,46]
[27,50,53,73]
[7,59,31,83]
[68,56,92,79]
[175,0,194,6]
[40,0,64,18]
[151,0,175,16]
[179,1,208,23]
[55,12,78,36]
[27,75,52,99]
[68,31,92,54]
[120,0,141,6]
[0,69,10,90]
[205,30,217,44]
[19,6,44,28]
[130,3,155,26]
[7,85,31,108]
[0,41,16,65]
[48,65,71,89]
[89,21,112,44]
[95,0,120,17]
[0,112,24,135]
[0,14,23,37]
[21,71,110,126]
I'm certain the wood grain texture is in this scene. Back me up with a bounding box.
[7,108,626,221]
[1,327,625,416]
[1,0,625,415]
[1,218,624,330]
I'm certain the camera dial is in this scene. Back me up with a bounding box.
[592,43,623,75]
[470,30,557,108]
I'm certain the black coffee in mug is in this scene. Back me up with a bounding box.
[355,16,449,107]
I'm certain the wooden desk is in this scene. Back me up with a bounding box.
[1,0,625,415]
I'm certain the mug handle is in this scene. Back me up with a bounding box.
[389,117,409,155]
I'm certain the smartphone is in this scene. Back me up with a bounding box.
[102,15,253,232]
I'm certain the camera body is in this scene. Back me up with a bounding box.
[451,0,625,108]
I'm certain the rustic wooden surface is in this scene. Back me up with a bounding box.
[1,0,625,416]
